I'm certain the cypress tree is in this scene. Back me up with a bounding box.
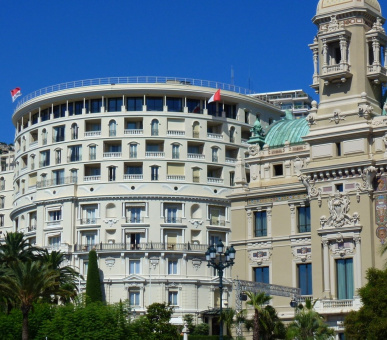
[85,249,103,303]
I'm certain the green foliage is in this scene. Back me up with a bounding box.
[85,249,103,303]
[344,267,387,339]
[179,336,233,340]
[191,323,210,335]
[286,298,334,340]
[183,313,195,334]
[246,292,273,340]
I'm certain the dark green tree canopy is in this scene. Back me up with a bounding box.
[85,249,103,303]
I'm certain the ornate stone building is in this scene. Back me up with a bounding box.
[230,0,387,338]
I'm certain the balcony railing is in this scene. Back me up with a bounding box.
[164,217,183,224]
[103,152,122,158]
[74,241,209,252]
[68,155,82,162]
[207,177,223,183]
[124,129,143,135]
[193,176,200,183]
[225,157,237,163]
[81,218,98,225]
[145,151,165,158]
[36,176,77,188]
[167,175,185,181]
[84,131,101,137]
[84,175,101,182]
[207,133,223,139]
[26,225,37,232]
[30,141,38,147]
[129,151,137,158]
[188,153,204,159]
[52,136,65,143]
[209,219,226,226]
[167,130,185,136]
[124,174,143,180]
[15,76,253,112]
[109,130,117,137]
[321,299,353,309]
[125,217,144,223]
[367,64,387,75]
[39,161,50,167]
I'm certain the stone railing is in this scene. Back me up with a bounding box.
[84,131,101,137]
[167,175,185,181]
[124,174,143,180]
[145,151,165,158]
[188,153,205,159]
[207,177,223,184]
[84,175,101,182]
[124,129,143,135]
[207,133,223,139]
[74,242,209,252]
[103,152,122,158]
[167,130,185,136]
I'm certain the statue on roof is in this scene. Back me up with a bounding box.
[284,109,293,120]
[250,114,264,137]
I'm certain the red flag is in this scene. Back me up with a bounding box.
[208,89,221,103]
[10,87,22,102]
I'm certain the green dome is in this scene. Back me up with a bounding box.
[264,118,309,147]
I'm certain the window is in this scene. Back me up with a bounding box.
[85,233,96,245]
[0,214,4,227]
[108,97,122,112]
[298,206,311,233]
[48,235,61,248]
[187,99,201,113]
[212,148,218,162]
[53,126,65,142]
[151,166,159,181]
[127,97,143,111]
[151,119,159,136]
[254,211,267,237]
[128,233,141,249]
[41,109,49,122]
[129,291,140,306]
[42,129,48,145]
[52,169,64,185]
[129,260,140,274]
[70,169,78,183]
[147,97,163,111]
[335,183,343,192]
[126,165,142,175]
[336,258,354,300]
[89,145,96,160]
[55,149,62,165]
[172,145,180,159]
[0,196,4,209]
[298,263,312,296]
[109,120,117,137]
[166,207,178,223]
[167,97,182,112]
[83,261,88,276]
[168,260,178,275]
[168,291,178,306]
[230,172,235,187]
[69,145,82,162]
[129,144,137,158]
[91,99,103,113]
[74,101,83,115]
[49,209,62,221]
[273,164,283,177]
[254,267,269,284]
[40,150,50,167]
[336,142,341,156]
[128,207,143,223]
[82,205,97,224]
[71,123,78,140]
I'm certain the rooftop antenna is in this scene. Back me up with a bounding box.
[231,66,234,86]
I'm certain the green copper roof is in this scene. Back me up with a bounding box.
[264,118,309,147]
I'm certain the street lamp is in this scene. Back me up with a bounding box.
[205,241,236,340]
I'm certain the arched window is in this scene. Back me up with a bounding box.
[229,127,236,143]
[71,123,78,140]
[0,177,5,190]
[151,119,159,136]
[42,129,47,145]
[109,120,117,137]
[106,203,116,218]
[192,121,200,138]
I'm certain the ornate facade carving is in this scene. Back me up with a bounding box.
[248,144,260,156]
[248,249,271,265]
[298,174,322,202]
[356,166,377,192]
[191,258,202,270]
[320,192,360,228]
[329,109,345,124]
[104,218,118,228]
[189,220,203,228]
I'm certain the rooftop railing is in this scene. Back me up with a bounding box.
[14,76,253,112]
[74,242,209,252]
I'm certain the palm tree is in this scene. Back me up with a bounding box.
[259,305,286,340]
[37,249,81,303]
[246,291,272,340]
[0,259,59,340]
[0,232,38,267]
[286,298,334,340]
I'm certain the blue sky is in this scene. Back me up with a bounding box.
[1,0,319,144]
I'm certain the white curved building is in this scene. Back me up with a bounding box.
[5,77,282,322]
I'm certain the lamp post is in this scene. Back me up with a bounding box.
[205,240,236,340]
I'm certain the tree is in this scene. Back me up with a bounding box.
[0,232,37,267]
[85,249,103,303]
[38,249,81,303]
[259,305,286,340]
[286,298,334,340]
[0,260,59,340]
[183,313,195,334]
[246,291,272,340]
[344,267,387,339]
[143,302,178,339]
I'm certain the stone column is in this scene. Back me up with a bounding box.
[247,210,253,238]
[322,239,330,295]
[340,36,348,64]
[373,38,381,65]
[354,236,362,291]
[322,39,328,67]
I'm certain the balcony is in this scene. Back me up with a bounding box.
[30,141,38,147]
[188,153,205,160]
[103,152,122,158]
[207,177,223,184]
[209,219,226,226]
[164,217,183,224]
[36,176,77,188]
[225,157,237,164]
[84,175,101,182]
[74,242,209,252]
[124,174,143,180]
[320,63,352,83]
[39,161,50,167]
[167,130,185,136]
[26,225,37,233]
[207,133,223,140]
[81,218,98,225]
[125,217,144,223]
[68,155,82,162]
[84,131,101,137]
[367,64,387,83]
[145,151,165,158]
[124,129,143,135]
[52,136,65,143]
[167,175,185,181]
[314,298,361,315]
